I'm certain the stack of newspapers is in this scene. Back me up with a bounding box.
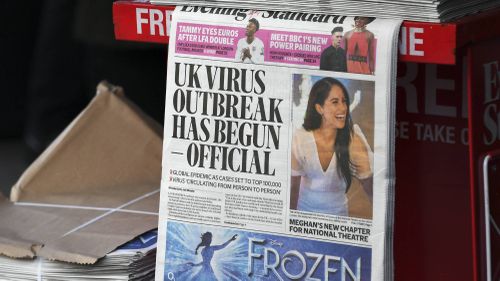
[0,230,157,281]
[155,5,400,281]
[150,0,500,22]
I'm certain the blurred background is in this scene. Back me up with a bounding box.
[0,1,168,196]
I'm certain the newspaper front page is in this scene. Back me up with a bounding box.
[156,7,401,281]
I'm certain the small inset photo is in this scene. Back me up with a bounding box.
[290,74,375,219]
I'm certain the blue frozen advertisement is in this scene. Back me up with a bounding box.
[164,221,371,281]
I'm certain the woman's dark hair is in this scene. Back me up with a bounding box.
[195,232,212,254]
[302,77,354,190]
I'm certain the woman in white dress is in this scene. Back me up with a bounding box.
[290,77,373,216]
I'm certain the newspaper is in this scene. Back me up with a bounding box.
[0,230,158,280]
[156,7,401,281]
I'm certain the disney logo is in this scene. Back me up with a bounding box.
[269,239,283,247]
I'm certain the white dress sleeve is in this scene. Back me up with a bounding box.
[291,129,305,177]
[350,124,373,179]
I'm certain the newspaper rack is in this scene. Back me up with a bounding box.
[112,1,500,280]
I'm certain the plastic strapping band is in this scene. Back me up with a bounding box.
[62,189,160,237]
[37,258,43,281]
[15,202,158,216]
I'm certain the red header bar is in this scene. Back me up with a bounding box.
[113,1,459,64]
[398,21,456,65]
[113,1,174,44]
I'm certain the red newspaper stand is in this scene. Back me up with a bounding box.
[113,2,500,280]
[395,11,500,281]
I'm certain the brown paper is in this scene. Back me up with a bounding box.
[0,82,162,264]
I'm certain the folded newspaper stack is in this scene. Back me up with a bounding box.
[150,0,500,22]
[0,230,157,281]
[156,6,400,281]
[0,82,162,279]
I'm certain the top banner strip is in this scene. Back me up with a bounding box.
[113,1,459,64]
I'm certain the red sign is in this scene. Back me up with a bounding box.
[113,1,174,44]
[398,21,456,65]
[394,59,473,281]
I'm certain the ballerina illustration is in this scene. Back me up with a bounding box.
[185,232,238,281]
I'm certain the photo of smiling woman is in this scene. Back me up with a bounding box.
[290,76,373,218]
